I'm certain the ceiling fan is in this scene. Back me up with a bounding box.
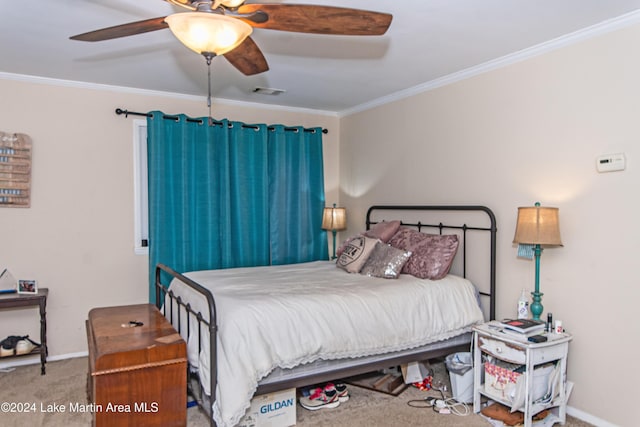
[70,0,393,76]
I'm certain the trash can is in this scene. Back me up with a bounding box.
[445,352,474,403]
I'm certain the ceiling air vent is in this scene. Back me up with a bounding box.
[253,87,286,96]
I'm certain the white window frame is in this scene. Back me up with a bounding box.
[133,119,149,255]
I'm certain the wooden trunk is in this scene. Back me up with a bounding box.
[86,304,187,427]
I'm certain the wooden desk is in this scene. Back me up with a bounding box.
[86,304,187,427]
[0,288,48,374]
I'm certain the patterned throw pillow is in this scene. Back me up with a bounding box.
[337,236,379,273]
[389,228,459,280]
[336,234,361,258]
[388,227,428,249]
[360,242,412,279]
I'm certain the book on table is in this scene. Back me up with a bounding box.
[500,318,546,335]
[500,327,544,340]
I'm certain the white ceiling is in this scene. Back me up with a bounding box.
[2,1,640,115]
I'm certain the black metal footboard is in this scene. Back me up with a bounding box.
[155,263,217,427]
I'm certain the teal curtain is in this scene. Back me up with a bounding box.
[147,112,327,302]
[268,125,327,264]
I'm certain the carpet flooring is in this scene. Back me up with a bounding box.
[0,357,594,426]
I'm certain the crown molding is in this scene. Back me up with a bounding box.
[0,71,337,118]
[339,9,640,117]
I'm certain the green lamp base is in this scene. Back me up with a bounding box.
[530,291,543,321]
[530,243,544,321]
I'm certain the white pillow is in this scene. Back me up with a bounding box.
[337,236,379,273]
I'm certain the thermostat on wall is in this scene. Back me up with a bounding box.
[596,153,625,173]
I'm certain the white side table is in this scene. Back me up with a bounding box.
[472,322,572,427]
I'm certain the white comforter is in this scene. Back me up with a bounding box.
[167,260,484,427]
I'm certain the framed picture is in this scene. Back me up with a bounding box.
[17,279,37,294]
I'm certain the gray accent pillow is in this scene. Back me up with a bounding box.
[360,242,412,279]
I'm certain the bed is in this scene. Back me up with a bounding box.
[155,205,497,427]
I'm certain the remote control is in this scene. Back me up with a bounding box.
[528,335,547,343]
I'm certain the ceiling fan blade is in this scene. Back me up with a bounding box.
[237,4,392,35]
[70,17,168,42]
[223,36,269,76]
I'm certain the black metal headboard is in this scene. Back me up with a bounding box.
[365,205,497,320]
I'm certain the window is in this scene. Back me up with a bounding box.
[133,120,148,255]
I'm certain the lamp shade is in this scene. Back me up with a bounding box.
[513,204,563,246]
[165,12,252,56]
[322,206,347,231]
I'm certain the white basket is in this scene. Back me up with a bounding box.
[484,361,554,405]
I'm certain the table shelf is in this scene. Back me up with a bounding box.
[0,288,48,374]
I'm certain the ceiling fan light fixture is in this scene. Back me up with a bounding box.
[165,12,252,56]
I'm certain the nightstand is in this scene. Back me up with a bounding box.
[472,322,572,427]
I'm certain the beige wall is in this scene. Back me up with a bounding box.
[0,78,339,360]
[340,23,640,426]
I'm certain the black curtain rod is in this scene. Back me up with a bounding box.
[115,108,328,134]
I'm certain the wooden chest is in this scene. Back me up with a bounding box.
[86,304,187,427]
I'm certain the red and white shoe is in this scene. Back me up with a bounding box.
[331,382,349,402]
[299,384,340,411]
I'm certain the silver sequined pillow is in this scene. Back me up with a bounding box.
[360,242,412,279]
